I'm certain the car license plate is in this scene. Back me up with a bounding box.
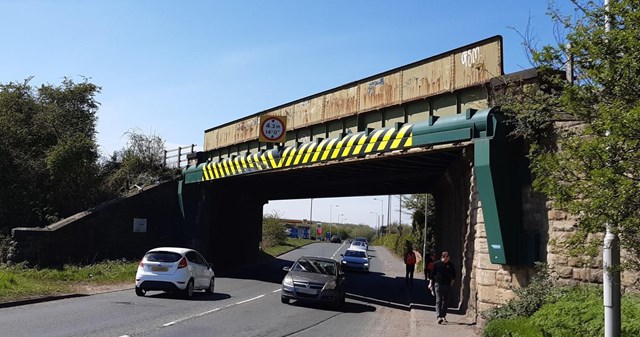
[296,287,317,295]
[151,266,169,272]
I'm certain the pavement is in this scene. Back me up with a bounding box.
[373,246,481,337]
[407,279,480,337]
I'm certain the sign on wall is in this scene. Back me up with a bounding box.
[258,115,287,143]
[133,218,147,233]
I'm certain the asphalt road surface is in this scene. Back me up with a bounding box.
[0,243,475,337]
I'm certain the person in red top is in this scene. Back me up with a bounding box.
[403,241,417,285]
[425,251,436,295]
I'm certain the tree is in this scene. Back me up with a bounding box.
[401,194,436,253]
[101,129,178,196]
[0,78,102,231]
[262,211,287,248]
[497,0,640,267]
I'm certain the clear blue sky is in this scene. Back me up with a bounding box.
[0,0,572,228]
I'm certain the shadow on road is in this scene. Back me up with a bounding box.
[288,300,376,314]
[216,244,448,314]
[143,292,232,301]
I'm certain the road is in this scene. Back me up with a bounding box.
[0,243,477,337]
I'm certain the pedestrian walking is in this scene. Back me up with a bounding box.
[428,251,456,324]
[403,241,417,285]
[425,252,436,295]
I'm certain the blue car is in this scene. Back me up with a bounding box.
[340,249,371,272]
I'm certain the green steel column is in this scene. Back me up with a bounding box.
[474,138,523,265]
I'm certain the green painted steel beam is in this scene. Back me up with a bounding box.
[474,137,523,265]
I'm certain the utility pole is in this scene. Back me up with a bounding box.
[423,194,428,267]
[370,212,379,234]
[329,204,339,240]
[387,195,392,235]
[374,198,384,236]
[309,198,313,240]
[398,194,402,226]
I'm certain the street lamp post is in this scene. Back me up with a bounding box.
[370,211,378,233]
[330,204,339,240]
[373,198,384,236]
[337,213,344,237]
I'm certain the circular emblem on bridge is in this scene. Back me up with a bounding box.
[259,115,287,143]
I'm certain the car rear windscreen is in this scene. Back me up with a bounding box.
[145,252,182,262]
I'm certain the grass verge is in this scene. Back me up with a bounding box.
[0,260,137,303]
[261,238,316,258]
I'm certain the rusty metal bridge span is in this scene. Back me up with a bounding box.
[178,36,529,275]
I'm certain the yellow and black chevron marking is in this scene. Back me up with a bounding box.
[201,124,413,181]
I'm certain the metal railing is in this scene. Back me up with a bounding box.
[163,144,197,168]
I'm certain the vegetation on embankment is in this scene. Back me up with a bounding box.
[0,260,137,303]
[0,237,314,304]
[261,238,315,258]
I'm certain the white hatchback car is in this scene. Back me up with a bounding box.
[349,240,367,251]
[135,247,215,298]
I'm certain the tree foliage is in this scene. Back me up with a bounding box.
[0,78,102,231]
[101,129,178,196]
[401,194,436,253]
[496,0,640,267]
[262,211,287,248]
[0,78,179,237]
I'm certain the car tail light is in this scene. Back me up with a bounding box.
[178,257,188,269]
[139,259,144,268]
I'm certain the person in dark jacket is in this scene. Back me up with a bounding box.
[428,251,456,324]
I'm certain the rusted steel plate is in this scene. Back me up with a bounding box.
[324,85,359,120]
[402,56,453,101]
[204,128,219,152]
[358,72,402,111]
[454,39,502,90]
[291,96,324,129]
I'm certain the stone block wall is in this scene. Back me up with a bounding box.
[471,173,640,321]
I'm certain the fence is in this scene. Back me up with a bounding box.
[163,144,197,168]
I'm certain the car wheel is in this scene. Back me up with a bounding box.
[205,277,215,294]
[281,297,290,304]
[183,279,194,299]
[135,287,145,297]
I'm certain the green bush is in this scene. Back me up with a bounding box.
[530,286,640,337]
[483,317,544,337]
[262,212,287,248]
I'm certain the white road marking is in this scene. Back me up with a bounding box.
[330,242,347,259]
[272,289,281,293]
[236,294,264,305]
[195,307,221,317]
[160,292,271,328]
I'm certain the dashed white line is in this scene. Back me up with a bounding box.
[236,294,264,305]
[330,242,347,259]
[160,293,270,328]
[195,307,221,317]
